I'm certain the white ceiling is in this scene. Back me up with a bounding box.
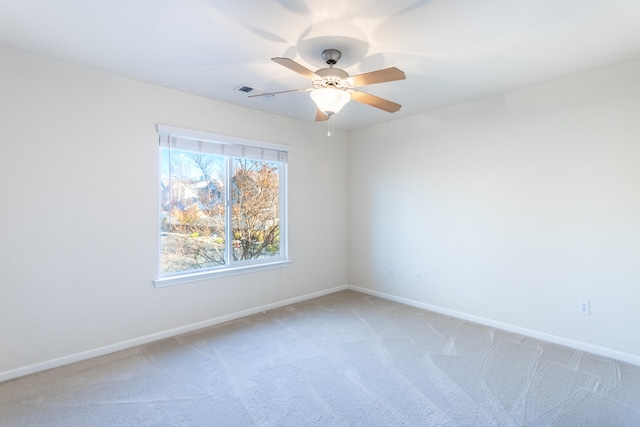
[1,0,639,130]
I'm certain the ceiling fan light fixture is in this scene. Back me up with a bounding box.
[310,88,351,116]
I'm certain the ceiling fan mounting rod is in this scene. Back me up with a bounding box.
[322,49,341,66]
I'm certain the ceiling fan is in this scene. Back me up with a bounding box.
[249,49,406,122]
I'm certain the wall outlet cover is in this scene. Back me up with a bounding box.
[578,300,591,315]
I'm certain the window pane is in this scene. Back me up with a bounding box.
[231,158,280,261]
[160,148,226,274]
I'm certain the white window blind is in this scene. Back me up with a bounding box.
[157,124,288,163]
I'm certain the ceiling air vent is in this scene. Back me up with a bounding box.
[234,84,254,93]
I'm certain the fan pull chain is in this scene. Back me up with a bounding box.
[327,114,334,137]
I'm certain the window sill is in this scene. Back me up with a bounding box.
[154,260,292,288]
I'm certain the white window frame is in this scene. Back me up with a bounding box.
[154,124,290,287]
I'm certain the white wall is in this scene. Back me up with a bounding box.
[349,60,640,362]
[0,46,348,377]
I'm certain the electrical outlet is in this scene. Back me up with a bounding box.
[415,273,421,283]
[578,300,591,315]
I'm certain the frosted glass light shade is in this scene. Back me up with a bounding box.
[310,88,351,115]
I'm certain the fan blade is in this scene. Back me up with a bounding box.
[272,57,320,80]
[346,67,406,87]
[315,109,329,122]
[248,88,311,98]
[350,90,402,113]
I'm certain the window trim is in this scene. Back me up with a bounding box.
[155,124,290,287]
[154,260,292,288]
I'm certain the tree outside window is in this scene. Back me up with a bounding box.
[160,148,284,276]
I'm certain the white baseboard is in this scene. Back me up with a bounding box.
[3,283,638,382]
[0,285,350,382]
[346,284,640,367]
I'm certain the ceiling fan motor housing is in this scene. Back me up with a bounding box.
[316,67,349,80]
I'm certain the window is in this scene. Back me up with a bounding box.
[155,125,289,286]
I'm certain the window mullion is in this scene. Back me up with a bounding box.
[225,156,233,266]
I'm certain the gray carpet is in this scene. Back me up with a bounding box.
[1,290,639,426]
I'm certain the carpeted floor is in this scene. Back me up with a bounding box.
[1,290,639,426]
